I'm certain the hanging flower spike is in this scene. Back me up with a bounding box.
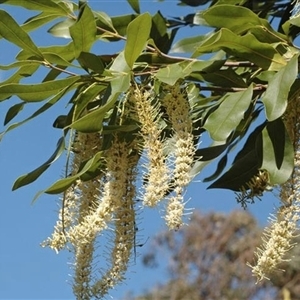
[162,82,196,230]
[129,86,170,207]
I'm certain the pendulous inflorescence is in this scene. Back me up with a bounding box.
[42,81,198,298]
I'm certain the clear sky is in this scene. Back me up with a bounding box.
[0,1,283,299]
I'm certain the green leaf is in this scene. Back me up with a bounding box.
[77,52,105,73]
[208,149,259,191]
[0,87,70,140]
[4,102,25,125]
[48,18,75,38]
[43,151,103,194]
[155,63,185,85]
[0,76,80,102]
[261,55,298,121]
[202,5,267,34]
[1,64,40,84]
[203,155,228,182]
[22,12,61,33]
[0,10,43,59]
[69,3,97,58]
[171,34,211,53]
[124,13,152,68]
[127,0,140,13]
[0,0,70,14]
[260,122,294,185]
[0,60,42,70]
[203,85,253,141]
[16,42,75,63]
[12,137,65,190]
[193,28,286,70]
[69,92,119,133]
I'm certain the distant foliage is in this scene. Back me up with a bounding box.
[1,0,300,298]
[131,210,300,300]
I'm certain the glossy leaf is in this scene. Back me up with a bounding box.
[124,13,152,68]
[193,28,286,70]
[69,3,97,58]
[0,76,80,102]
[203,85,253,141]
[12,137,65,190]
[127,0,140,13]
[261,55,298,121]
[0,10,43,59]
[43,151,104,194]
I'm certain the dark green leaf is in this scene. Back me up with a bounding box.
[208,149,259,191]
[261,55,298,121]
[77,52,104,73]
[69,3,97,58]
[4,102,25,125]
[125,13,152,68]
[12,137,65,190]
[203,85,253,141]
[0,10,43,59]
[260,123,294,185]
[203,155,228,182]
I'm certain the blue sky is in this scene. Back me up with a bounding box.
[0,1,283,299]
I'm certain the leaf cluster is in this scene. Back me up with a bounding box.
[0,0,299,201]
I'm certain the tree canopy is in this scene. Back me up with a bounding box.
[1,0,300,299]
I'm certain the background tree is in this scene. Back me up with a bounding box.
[128,210,300,300]
[0,0,300,298]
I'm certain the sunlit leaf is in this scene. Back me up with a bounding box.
[261,55,298,121]
[22,12,61,33]
[0,10,43,59]
[193,28,286,70]
[203,85,253,141]
[127,0,140,13]
[124,13,152,68]
[48,18,75,38]
[12,137,65,190]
